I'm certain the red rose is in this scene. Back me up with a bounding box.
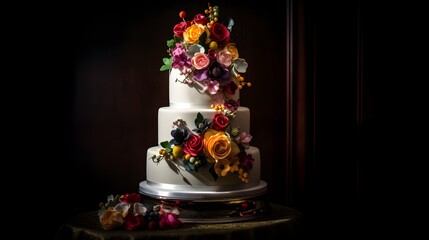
[224,81,238,96]
[209,23,230,47]
[121,193,141,204]
[173,21,191,38]
[123,214,144,230]
[207,49,217,60]
[211,113,229,131]
[193,14,208,25]
[183,134,204,156]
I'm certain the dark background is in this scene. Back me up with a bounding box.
[12,0,425,239]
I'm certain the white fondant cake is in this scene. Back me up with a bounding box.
[139,5,266,200]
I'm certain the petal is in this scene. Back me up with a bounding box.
[114,202,130,217]
[133,203,147,216]
[233,58,248,73]
[186,44,205,58]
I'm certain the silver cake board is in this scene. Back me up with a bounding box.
[139,180,270,223]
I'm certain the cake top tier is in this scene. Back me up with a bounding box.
[160,4,251,113]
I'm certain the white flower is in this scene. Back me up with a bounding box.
[233,58,248,73]
[133,203,147,216]
[186,44,205,58]
[114,202,131,217]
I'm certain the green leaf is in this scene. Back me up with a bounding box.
[160,64,171,71]
[174,36,183,43]
[184,162,191,171]
[160,141,171,149]
[167,39,175,48]
[163,57,172,65]
[198,32,207,50]
[194,112,204,126]
[209,165,218,181]
[160,58,172,71]
[184,161,195,171]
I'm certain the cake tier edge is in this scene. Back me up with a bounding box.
[139,180,267,201]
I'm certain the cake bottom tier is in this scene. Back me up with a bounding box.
[146,146,262,187]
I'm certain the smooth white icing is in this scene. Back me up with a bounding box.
[146,146,261,188]
[169,68,239,108]
[144,69,262,194]
[157,106,250,145]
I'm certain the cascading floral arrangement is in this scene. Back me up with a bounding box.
[160,3,251,112]
[155,4,254,182]
[98,193,182,230]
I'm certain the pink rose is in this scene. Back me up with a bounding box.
[193,14,208,25]
[191,53,210,70]
[158,213,182,229]
[173,21,190,38]
[216,49,232,67]
[211,113,229,131]
[238,132,253,144]
[183,134,204,156]
[209,22,230,47]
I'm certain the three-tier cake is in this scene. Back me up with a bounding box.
[139,4,268,222]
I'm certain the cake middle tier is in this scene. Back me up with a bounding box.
[157,106,250,145]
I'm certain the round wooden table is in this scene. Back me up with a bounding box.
[55,203,304,240]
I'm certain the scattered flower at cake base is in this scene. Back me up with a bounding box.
[98,193,182,230]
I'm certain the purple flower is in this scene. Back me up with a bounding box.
[224,99,239,111]
[193,69,209,81]
[172,44,191,70]
[208,62,230,86]
[239,153,254,171]
[202,80,219,95]
[170,128,189,145]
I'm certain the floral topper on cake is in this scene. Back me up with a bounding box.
[151,112,254,183]
[160,3,251,112]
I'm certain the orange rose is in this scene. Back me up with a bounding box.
[203,130,231,163]
[183,24,205,45]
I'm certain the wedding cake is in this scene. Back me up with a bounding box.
[139,4,268,221]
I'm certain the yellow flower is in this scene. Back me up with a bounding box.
[99,207,124,230]
[172,145,184,159]
[239,168,250,183]
[183,24,205,45]
[225,43,239,60]
[203,129,231,163]
[228,156,240,173]
[214,158,231,176]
